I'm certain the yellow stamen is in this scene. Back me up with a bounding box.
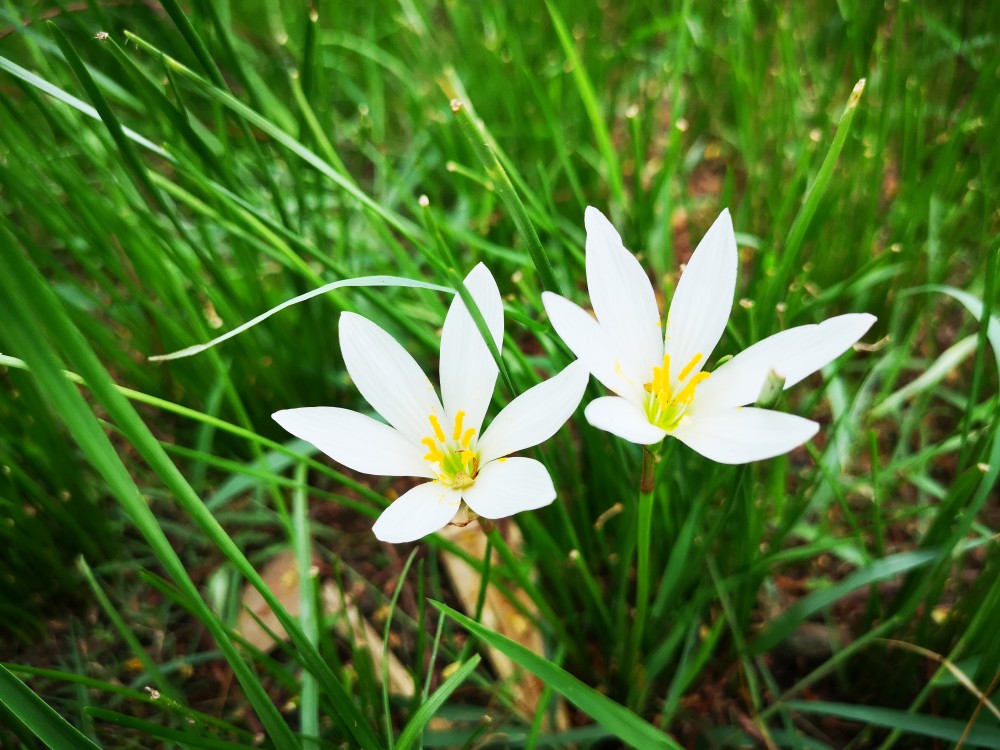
[429,414,446,441]
[452,410,466,440]
[421,438,443,463]
[645,353,671,395]
[675,371,711,404]
[461,428,476,448]
[459,449,476,466]
[678,353,703,381]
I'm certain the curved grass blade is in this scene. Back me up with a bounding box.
[148,275,453,361]
[0,54,168,157]
[395,655,482,750]
[85,707,252,750]
[431,601,683,750]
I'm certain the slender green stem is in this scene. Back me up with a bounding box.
[628,444,659,701]
[292,465,319,750]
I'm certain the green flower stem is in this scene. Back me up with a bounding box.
[629,444,660,694]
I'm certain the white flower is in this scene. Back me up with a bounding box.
[542,207,876,464]
[274,263,589,543]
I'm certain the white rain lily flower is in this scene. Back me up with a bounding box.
[542,207,876,464]
[274,263,589,543]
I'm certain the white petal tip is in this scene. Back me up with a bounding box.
[584,205,613,231]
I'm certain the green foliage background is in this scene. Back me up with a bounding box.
[0,0,997,747]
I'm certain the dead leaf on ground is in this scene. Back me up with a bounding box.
[237,550,413,697]
[438,521,569,729]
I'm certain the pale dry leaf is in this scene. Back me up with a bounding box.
[237,550,413,697]
[438,521,569,728]
[238,550,302,651]
[321,581,414,698]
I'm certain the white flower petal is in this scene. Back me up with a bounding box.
[671,407,818,464]
[273,407,433,478]
[372,481,461,543]
[694,313,877,412]
[440,263,504,435]
[585,207,663,383]
[477,361,589,464]
[584,396,667,445]
[339,312,444,445]
[462,457,555,519]
[542,291,646,404]
[664,209,738,378]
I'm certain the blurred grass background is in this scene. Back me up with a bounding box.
[0,0,997,747]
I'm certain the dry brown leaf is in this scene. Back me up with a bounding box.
[236,550,413,697]
[438,521,568,729]
[320,581,414,698]
[237,550,302,651]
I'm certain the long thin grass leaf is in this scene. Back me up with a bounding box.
[431,601,683,750]
[395,655,482,750]
[0,665,101,750]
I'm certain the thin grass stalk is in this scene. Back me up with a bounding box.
[382,549,419,749]
[292,464,320,750]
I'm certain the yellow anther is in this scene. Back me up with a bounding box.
[461,428,476,448]
[646,354,672,398]
[421,438,443,463]
[452,410,466,440]
[428,414,446,441]
[459,449,475,466]
[675,371,710,404]
[678,353,703,381]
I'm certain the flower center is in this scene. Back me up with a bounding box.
[420,410,479,489]
[643,352,710,431]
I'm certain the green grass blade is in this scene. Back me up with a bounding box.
[292,464,320,750]
[769,78,866,311]
[85,707,253,749]
[123,31,423,242]
[431,601,683,750]
[48,25,166,214]
[750,543,990,655]
[784,700,1000,746]
[5,241,385,749]
[0,664,102,750]
[0,235,301,749]
[395,655,482,750]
